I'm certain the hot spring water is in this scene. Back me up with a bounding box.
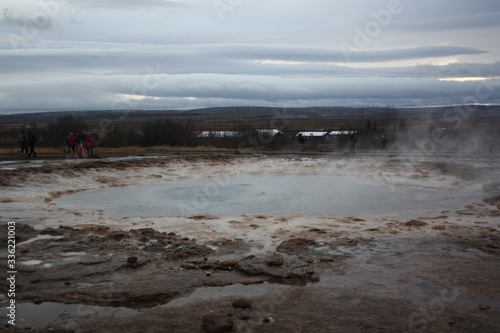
[54,175,482,218]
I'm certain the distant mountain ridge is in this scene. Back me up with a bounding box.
[1,105,499,121]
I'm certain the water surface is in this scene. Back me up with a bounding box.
[55,175,481,218]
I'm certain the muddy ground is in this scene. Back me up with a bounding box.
[0,153,499,332]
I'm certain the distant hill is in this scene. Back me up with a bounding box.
[1,105,499,123]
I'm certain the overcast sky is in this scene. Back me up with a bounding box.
[1,0,500,114]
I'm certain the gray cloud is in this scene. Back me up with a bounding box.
[0,0,499,114]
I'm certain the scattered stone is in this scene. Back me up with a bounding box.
[206,272,212,277]
[187,258,207,264]
[236,255,314,280]
[220,260,240,269]
[276,238,316,253]
[309,228,327,234]
[401,220,428,227]
[106,232,128,241]
[30,278,41,284]
[265,256,284,267]
[64,281,71,286]
[232,298,252,309]
[309,274,320,282]
[20,248,30,253]
[202,314,234,333]
[300,257,314,263]
[127,256,138,264]
[239,313,250,320]
[479,304,492,311]
[483,195,500,209]
[432,225,446,230]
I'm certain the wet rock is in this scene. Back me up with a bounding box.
[202,314,234,333]
[236,255,314,280]
[239,313,250,320]
[276,238,316,253]
[127,256,138,264]
[479,304,492,311]
[484,195,500,209]
[310,273,320,282]
[163,242,213,260]
[220,260,240,269]
[106,231,128,241]
[40,227,64,236]
[232,298,252,309]
[309,228,327,234]
[265,255,284,267]
[401,220,427,227]
[199,260,234,271]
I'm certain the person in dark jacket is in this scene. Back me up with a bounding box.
[297,133,305,153]
[19,130,28,155]
[349,133,357,154]
[381,135,387,152]
[27,132,37,157]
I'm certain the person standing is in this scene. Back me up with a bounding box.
[76,131,85,158]
[85,133,94,158]
[297,133,305,153]
[19,130,28,155]
[349,133,357,154]
[381,135,387,152]
[68,132,77,155]
[27,131,37,157]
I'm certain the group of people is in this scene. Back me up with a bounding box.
[18,130,95,158]
[18,130,37,157]
[66,131,95,158]
[350,133,387,154]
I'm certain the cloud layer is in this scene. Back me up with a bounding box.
[0,0,499,114]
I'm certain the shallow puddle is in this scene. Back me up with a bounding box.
[162,281,291,308]
[16,302,140,329]
[14,282,291,329]
[54,175,482,218]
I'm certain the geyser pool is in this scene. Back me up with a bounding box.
[54,175,482,218]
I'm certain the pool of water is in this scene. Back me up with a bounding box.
[13,282,290,329]
[54,175,482,218]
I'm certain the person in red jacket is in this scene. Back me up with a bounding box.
[85,133,94,158]
[67,132,77,155]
